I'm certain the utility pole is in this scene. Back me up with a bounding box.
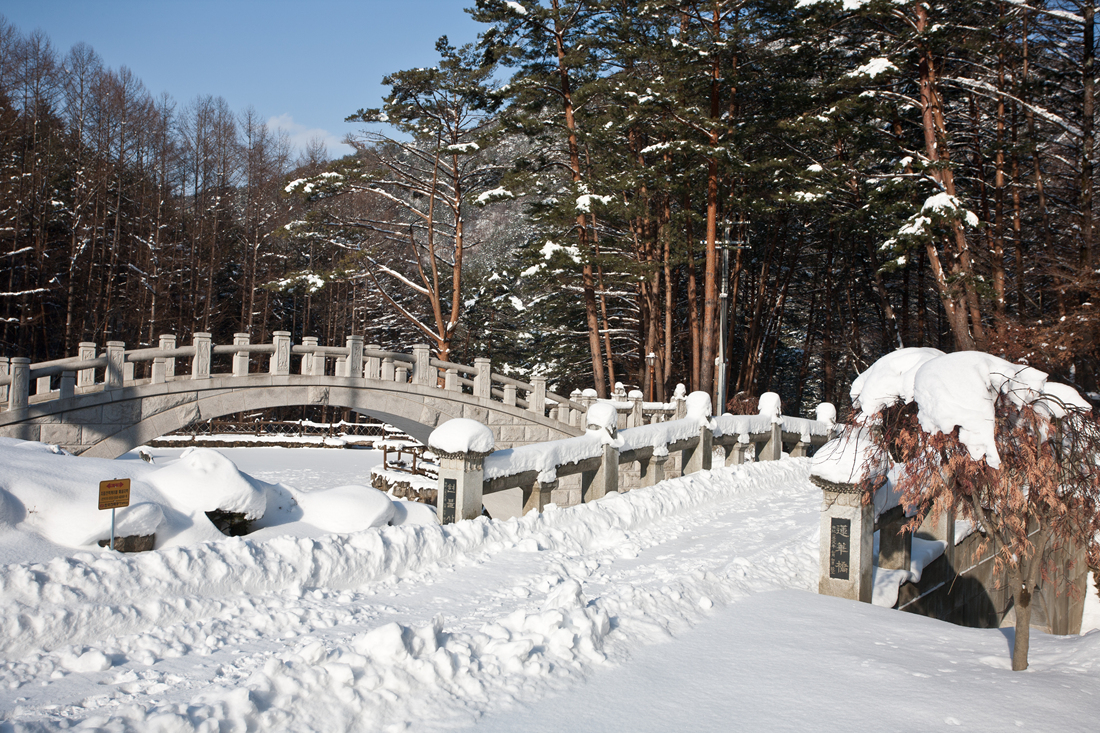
[716,220,748,415]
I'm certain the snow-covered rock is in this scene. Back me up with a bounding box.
[293,484,395,532]
[148,447,266,519]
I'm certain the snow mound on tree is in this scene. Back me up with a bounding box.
[429,419,495,454]
[853,349,1090,469]
[292,485,395,533]
[147,447,266,519]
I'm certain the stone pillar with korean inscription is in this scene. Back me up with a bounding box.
[106,341,125,388]
[814,476,873,603]
[191,333,212,380]
[270,331,291,376]
[233,333,250,377]
[158,335,176,380]
[78,342,97,387]
[429,419,495,524]
[346,335,364,379]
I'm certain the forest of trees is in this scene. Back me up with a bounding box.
[2,1,1098,417]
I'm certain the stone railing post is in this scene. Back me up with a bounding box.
[36,374,51,396]
[815,478,873,604]
[445,368,458,391]
[8,357,29,410]
[529,376,547,416]
[570,389,584,426]
[430,421,495,524]
[790,431,811,458]
[152,357,166,384]
[629,390,644,427]
[473,358,492,399]
[7,354,28,407]
[503,383,517,406]
[346,335,364,379]
[123,362,135,383]
[758,421,783,461]
[582,442,620,502]
[640,453,668,487]
[301,336,319,375]
[336,356,347,377]
[395,364,409,383]
[191,333,211,380]
[683,424,713,475]
[78,342,97,387]
[106,341,125,387]
[523,479,558,515]
[365,345,381,379]
[158,335,176,380]
[233,333,250,377]
[726,433,751,466]
[0,356,8,403]
[60,370,75,400]
[381,357,395,381]
[412,344,433,386]
[270,331,291,376]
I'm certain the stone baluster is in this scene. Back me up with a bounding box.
[123,362,135,383]
[270,331,291,376]
[233,333,250,377]
[529,376,546,416]
[8,357,29,410]
[365,345,381,379]
[726,433,751,466]
[473,358,492,399]
[412,344,433,386]
[158,335,176,380]
[346,335,364,379]
[36,374,51,396]
[0,356,8,403]
[301,336,319,375]
[790,431,811,458]
[523,479,557,515]
[569,389,584,426]
[336,356,347,378]
[682,393,713,475]
[758,421,783,461]
[78,342,97,388]
[504,383,517,406]
[445,368,458,391]
[191,333,211,380]
[106,342,125,388]
[640,453,668,487]
[581,412,619,502]
[381,357,395,381]
[395,364,409,383]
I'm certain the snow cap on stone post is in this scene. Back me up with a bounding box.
[428,418,495,456]
[585,402,619,438]
[815,402,837,430]
[758,392,782,423]
[684,391,716,428]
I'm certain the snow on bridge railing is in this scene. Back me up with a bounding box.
[430,390,839,523]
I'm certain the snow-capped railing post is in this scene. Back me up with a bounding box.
[365,344,381,379]
[191,334,211,380]
[270,331,291,376]
[681,392,714,475]
[8,357,28,410]
[430,419,495,524]
[529,376,547,416]
[76,342,97,388]
[346,335,363,379]
[232,333,250,377]
[814,477,873,604]
[757,392,783,461]
[106,341,125,387]
[412,344,433,386]
[581,403,619,502]
[157,335,175,380]
[473,358,492,398]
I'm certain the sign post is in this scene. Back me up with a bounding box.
[98,478,131,550]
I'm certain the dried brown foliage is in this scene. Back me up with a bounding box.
[866,393,1100,670]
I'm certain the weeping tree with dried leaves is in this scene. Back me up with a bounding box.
[856,351,1100,671]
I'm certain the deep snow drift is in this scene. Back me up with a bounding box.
[0,445,1096,731]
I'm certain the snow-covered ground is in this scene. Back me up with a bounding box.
[0,447,1097,731]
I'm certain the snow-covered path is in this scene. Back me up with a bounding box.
[1,460,821,731]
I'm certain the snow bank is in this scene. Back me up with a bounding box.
[148,447,266,519]
[291,485,395,533]
[428,418,495,454]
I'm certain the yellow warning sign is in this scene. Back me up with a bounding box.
[98,479,131,510]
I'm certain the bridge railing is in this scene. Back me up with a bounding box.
[0,333,586,425]
[432,391,839,522]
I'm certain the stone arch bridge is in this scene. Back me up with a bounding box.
[0,332,597,458]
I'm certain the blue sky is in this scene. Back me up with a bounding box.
[1,0,485,157]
